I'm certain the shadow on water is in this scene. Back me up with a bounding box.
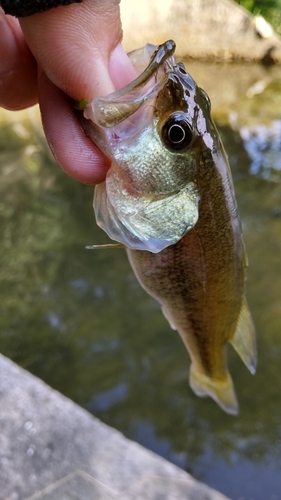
[0,62,281,500]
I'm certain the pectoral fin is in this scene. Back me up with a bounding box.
[229,299,257,375]
[189,364,239,415]
[86,244,125,250]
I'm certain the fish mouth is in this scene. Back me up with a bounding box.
[84,40,176,129]
[83,40,197,151]
[81,41,179,153]
[84,40,196,132]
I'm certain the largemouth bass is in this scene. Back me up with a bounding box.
[81,40,256,415]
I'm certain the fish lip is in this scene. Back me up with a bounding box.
[84,40,176,126]
[84,41,196,132]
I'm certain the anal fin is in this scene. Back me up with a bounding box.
[229,298,257,375]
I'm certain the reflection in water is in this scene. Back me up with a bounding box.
[240,120,281,177]
[88,382,129,412]
[0,65,281,500]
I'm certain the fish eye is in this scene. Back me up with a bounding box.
[162,112,193,151]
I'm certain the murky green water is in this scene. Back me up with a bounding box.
[1,63,281,500]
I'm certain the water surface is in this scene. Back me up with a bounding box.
[0,63,281,500]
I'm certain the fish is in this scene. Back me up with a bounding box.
[80,40,257,415]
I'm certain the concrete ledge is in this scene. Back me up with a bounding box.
[0,354,229,499]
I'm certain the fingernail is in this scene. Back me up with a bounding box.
[109,43,137,90]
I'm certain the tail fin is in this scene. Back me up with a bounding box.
[189,364,239,415]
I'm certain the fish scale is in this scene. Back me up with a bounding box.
[80,40,257,415]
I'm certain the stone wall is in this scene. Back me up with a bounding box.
[120,0,281,63]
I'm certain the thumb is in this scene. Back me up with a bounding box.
[19,0,137,185]
[20,0,136,100]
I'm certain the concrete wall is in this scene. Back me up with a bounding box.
[0,354,229,500]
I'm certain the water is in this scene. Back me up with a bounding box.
[0,62,281,500]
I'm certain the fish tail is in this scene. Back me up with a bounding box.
[189,364,239,415]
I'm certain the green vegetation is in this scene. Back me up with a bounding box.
[235,0,281,33]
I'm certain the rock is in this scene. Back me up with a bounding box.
[254,15,274,39]
[120,0,281,63]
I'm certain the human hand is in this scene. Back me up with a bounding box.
[0,0,137,184]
